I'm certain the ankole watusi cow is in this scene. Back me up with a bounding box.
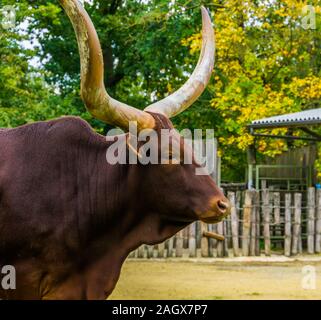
[0,0,230,300]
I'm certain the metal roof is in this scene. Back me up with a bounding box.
[249,108,321,129]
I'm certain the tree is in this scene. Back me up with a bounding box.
[184,0,321,181]
[0,0,88,127]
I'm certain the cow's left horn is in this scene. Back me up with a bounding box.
[59,0,155,132]
[145,7,215,118]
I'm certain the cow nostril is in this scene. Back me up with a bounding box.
[217,200,230,213]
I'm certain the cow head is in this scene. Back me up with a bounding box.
[60,0,230,224]
[125,113,230,224]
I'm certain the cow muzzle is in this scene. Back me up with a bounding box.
[199,197,231,224]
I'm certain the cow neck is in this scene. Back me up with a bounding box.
[71,134,191,299]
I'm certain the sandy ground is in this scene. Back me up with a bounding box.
[110,258,321,300]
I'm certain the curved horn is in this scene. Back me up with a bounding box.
[59,0,155,131]
[145,7,215,118]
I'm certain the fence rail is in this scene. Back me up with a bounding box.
[129,187,321,258]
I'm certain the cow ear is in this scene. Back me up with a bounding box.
[126,134,143,161]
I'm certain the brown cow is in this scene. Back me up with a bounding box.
[0,0,230,299]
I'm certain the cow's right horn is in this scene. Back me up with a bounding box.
[145,7,215,118]
[59,0,156,132]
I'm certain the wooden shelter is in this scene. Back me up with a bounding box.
[247,108,321,190]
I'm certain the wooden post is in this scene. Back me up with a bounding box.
[227,215,232,248]
[237,191,243,252]
[250,190,257,256]
[284,193,292,257]
[273,192,281,248]
[138,245,145,258]
[175,230,184,258]
[273,192,281,225]
[292,193,302,255]
[208,224,214,257]
[134,249,138,258]
[236,191,242,245]
[146,245,153,258]
[217,222,224,257]
[167,238,174,258]
[212,224,218,258]
[183,226,189,249]
[228,192,239,257]
[307,187,315,254]
[262,189,271,256]
[273,192,282,249]
[298,233,303,254]
[254,191,261,256]
[223,220,229,257]
[242,190,252,256]
[158,242,165,258]
[236,191,242,214]
[316,189,321,253]
[189,222,197,257]
[201,222,209,257]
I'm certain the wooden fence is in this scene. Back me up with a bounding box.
[129,187,321,258]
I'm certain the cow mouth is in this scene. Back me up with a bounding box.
[200,215,227,224]
[199,209,230,224]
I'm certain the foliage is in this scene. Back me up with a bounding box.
[183,0,321,180]
[0,0,90,128]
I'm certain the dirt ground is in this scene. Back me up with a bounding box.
[110,259,321,300]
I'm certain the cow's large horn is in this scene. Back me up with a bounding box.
[145,7,215,118]
[59,0,155,131]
